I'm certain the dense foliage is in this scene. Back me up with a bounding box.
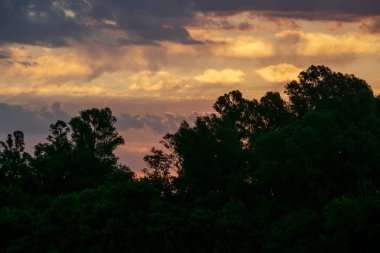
[1,66,379,252]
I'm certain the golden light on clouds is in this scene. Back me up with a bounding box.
[276,31,380,57]
[0,81,128,98]
[163,42,199,56]
[1,5,380,105]
[3,46,93,85]
[21,54,92,81]
[256,63,302,83]
[129,71,185,91]
[212,37,275,58]
[194,68,245,84]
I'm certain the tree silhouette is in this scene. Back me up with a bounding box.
[285,65,373,118]
[70,107,124,163]
[33,121,73,194]
[1,65,380,252]
[67,107,125,189]
[0,131,34,192]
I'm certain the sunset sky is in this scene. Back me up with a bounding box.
[1,0,380,170]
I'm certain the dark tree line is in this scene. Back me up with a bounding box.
[0,66,379,252]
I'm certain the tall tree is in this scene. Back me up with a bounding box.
[70,108,124,163]
[0,131,34,191]
[285,65,373,118]
[68,108,125,189]
[33,121,73,194]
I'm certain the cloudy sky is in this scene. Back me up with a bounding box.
[1,0,380,171]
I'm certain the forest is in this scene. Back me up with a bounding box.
[0,65,379,252]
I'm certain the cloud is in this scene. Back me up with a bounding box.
[0,82,125,99]
[0,100,198,137]
[0,44,159,91]
[117,112,199,134]
[276,30,380,57]
[162,42,199,56]
[191,12,256,31]
[99,0,199,46]
[0,102,69,134]
[256,63,302,83]
[0,50,11,59]
[360,18,380,33]
[193,0,380,21]
[0,0,201,47]
[9,52,93,83]
[0,0,89,47]
[3,0,379,48]
[194,68,245,84]
[129,71,186,91]
[212,37,275,58]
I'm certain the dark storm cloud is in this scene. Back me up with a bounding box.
[1,0,379,47]
[193,0,380,20]
[0,102,69,134]
[117,112,198,134]
[0,0,89,47]
[0,0,201,47]
[87,0,202,45]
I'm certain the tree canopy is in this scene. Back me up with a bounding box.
[0,65,379,252]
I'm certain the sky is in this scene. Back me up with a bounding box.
[1,0,380,171]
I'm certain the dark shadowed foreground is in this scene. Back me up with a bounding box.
[1,66,379,252]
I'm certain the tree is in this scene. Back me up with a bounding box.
[33,121,73,194]
[68,108,125,189]
[144,90,291,201]
[2,65,380,253]
[323,196,380,253]
[257,91,291,132]
[143,133,182,197]
[0,131,34,192]
[70,108,124,163]
[253,66,380,206]
[213,90,258,141]
[285,65,373,118]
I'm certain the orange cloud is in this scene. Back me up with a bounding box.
[256,63,302,83]
[0,82,123,98]
[212,36,275,58]
[276,30,380,57]
[194,68,245,84]
[3,47,93,84]
[162,42,199,55]
[129,71,186,91]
